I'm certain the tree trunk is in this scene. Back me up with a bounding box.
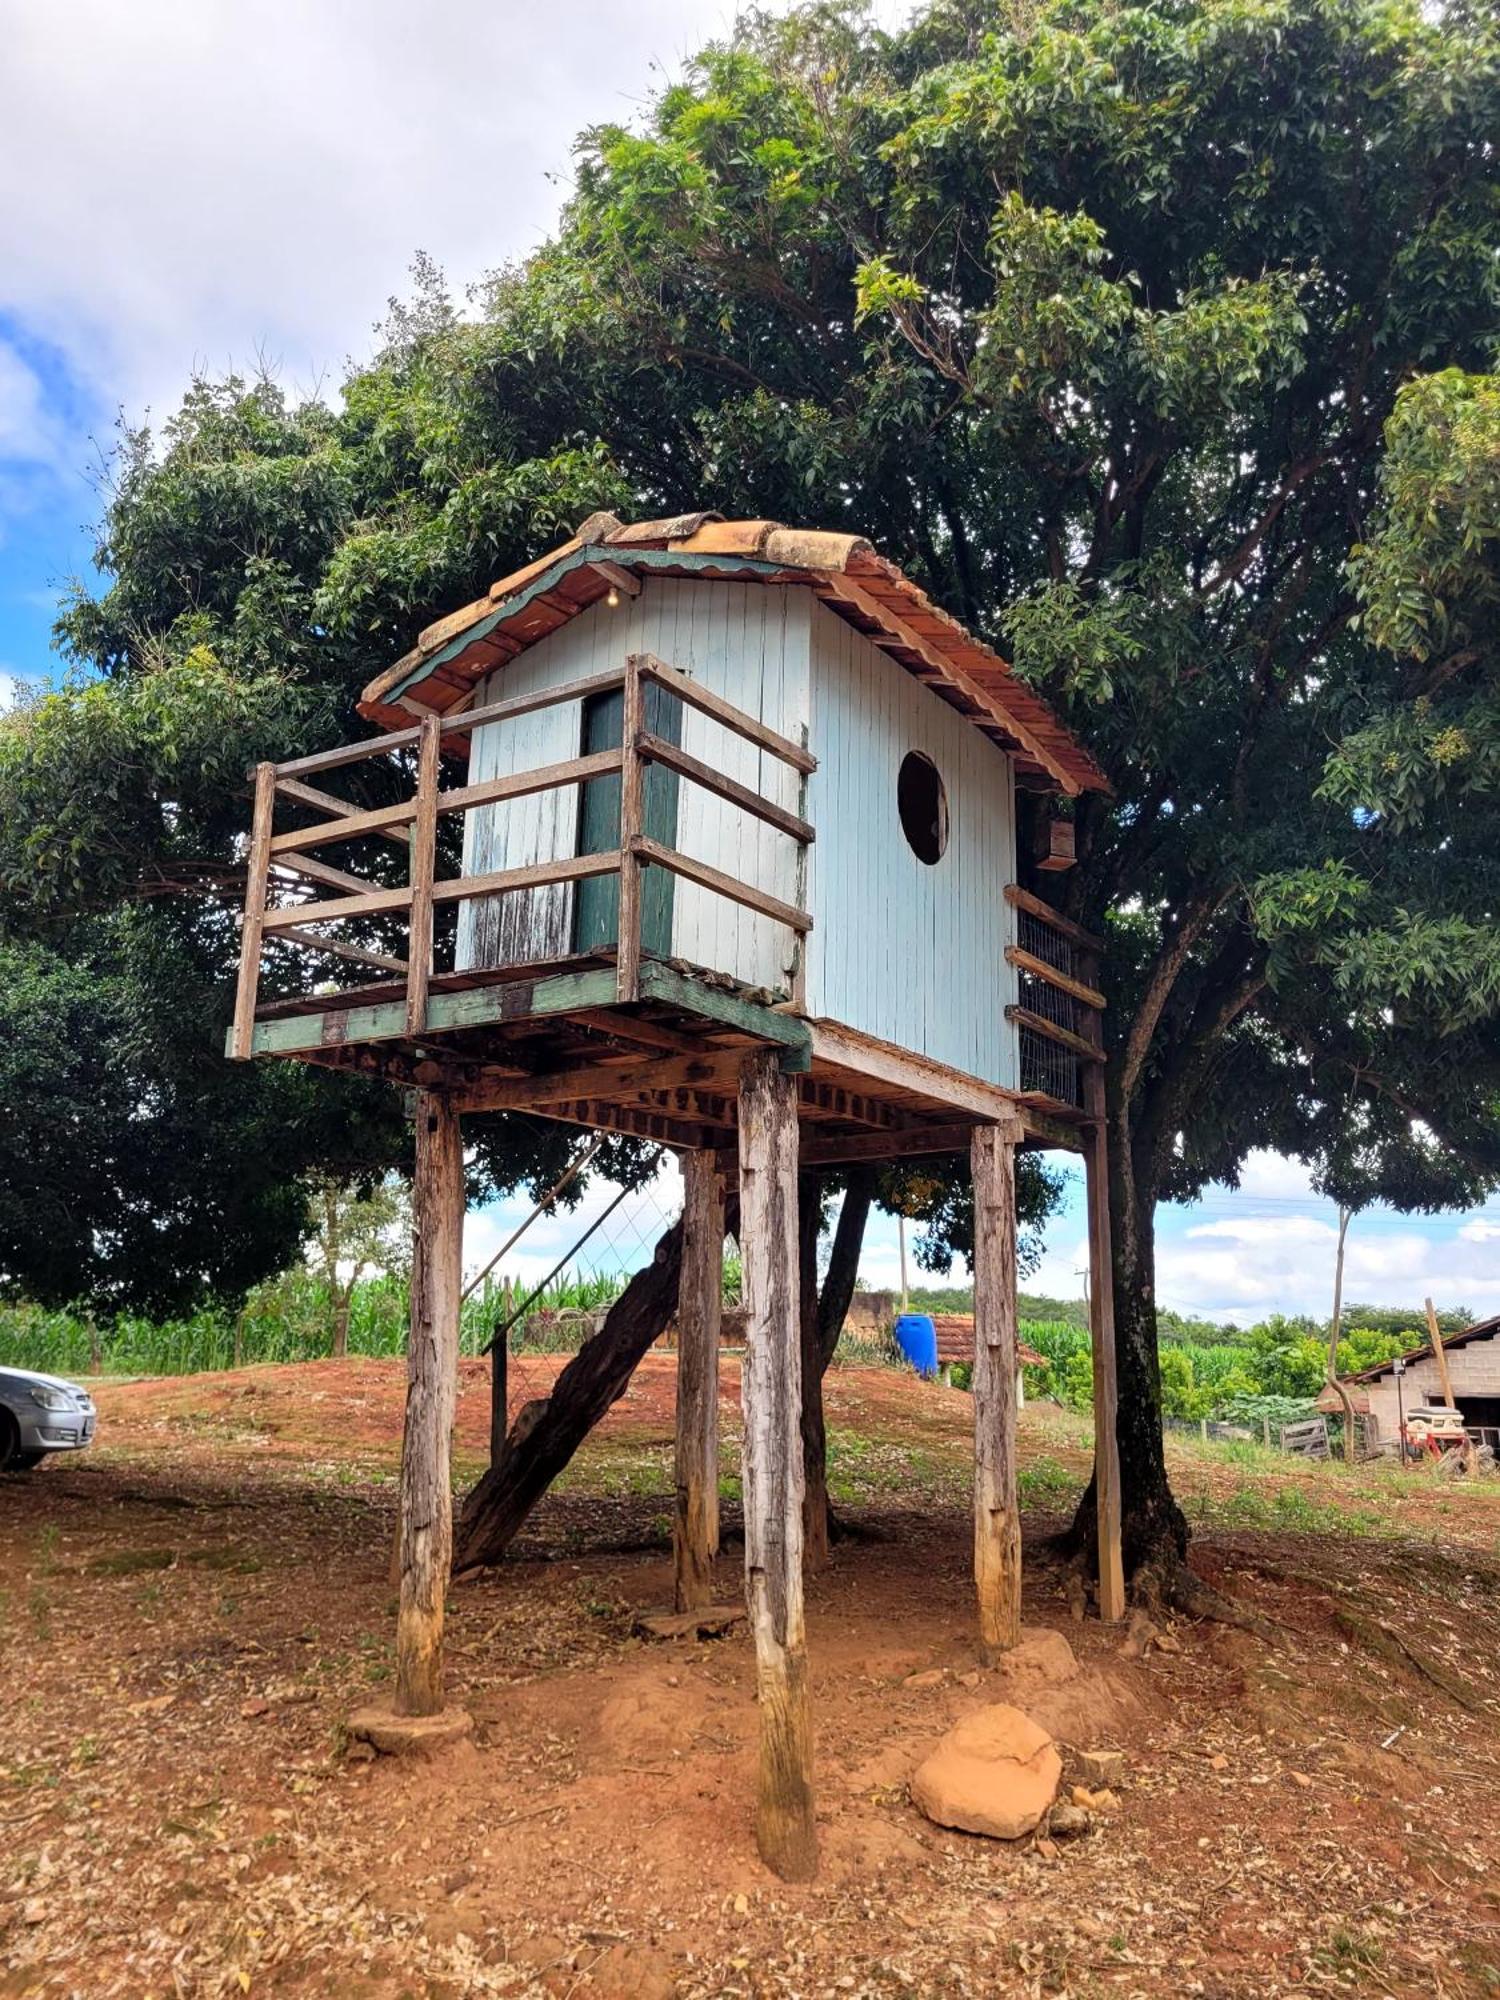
[332,1293,350,1360]
[798,1174,829,1571]
[1067,1112,1188,1583]
[816,1169,874,1370]
[455,1209,720,1570]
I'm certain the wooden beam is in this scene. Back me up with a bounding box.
[1005,1004,1105,1064]
[455,1050,744,1115]
[1017,1102,1088,1152]
[806,1019,1024,1127]
[584,558,641,599]
[737,1049,818,1881]
[270,851,374,896]
[266,925,409,975]
[1079,938,1125,1623]
[795,1121,976,1166]
[640,963,814,1067]
[617,657,646,1003]
[635,652,817,775]
[972,1125,1021,1661]
[1004,883,1103,951]
[438,747,622,818]
[436,851,619,907]
[818,572,1079,796]
[674,1153,723,1613]
[262,883,412,929]
[270,797,416,855]
[231,762,277,1060]
[634,836,812,934]
[636,731,815,844]
[405,715,441,1039]
[276,776,412,852]
[570,1008,703,1056]
[396,1091,464,1715]
[1005,945,1107,1011]
[274,725,421,780]
[441,665,626,740]
[235,965,622,1058]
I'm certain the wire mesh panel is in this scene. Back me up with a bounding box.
[1015,907,1084,1107]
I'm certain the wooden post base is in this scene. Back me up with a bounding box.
[738,1049,818,1881]
[674,1153,723,1613]
[972,1123,1022,1662]
[396,1090,464,1717]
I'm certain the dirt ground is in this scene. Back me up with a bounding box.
[4,1356,1500,1998]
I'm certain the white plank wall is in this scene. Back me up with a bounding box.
[456,579,810,992]
[804,600,1019,1089]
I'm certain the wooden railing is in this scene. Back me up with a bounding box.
[1003,885,1105,1114]
[231,651,815,1059]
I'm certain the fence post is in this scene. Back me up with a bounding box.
[617,655,645,1003]
[405,715,441,1039]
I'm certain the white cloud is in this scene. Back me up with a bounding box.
[0,0,909,438]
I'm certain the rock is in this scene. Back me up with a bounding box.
[990,1629,1079,1694]
[903,1668,947,1689]
[1209,1752,1229,1773]
[240,1698,271,1719]
[910,1703,1061,1841]
[957,1670,981,1690]
[1047,1800,1091,1839]
[1078,1748,1125,1787]
[633,1604,744,1641]
[346,1705,473,1757]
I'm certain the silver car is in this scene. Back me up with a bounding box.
[0,1368,96,1472]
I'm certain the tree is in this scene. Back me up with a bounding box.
[5,0,1499,1603]
[306,1173,411,1357]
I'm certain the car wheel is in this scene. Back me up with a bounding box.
[11,1451,45,1472]
[0,1412,21,1472]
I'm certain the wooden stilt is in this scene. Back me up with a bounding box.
[737,1049,818,1882]
[396,1090,464,1716]
[1084,1117,1127,1622]
[674,1152,724,1612]
[972,1123,1022,1662]
[490,1329,509,1474]
[230,762,276,1061]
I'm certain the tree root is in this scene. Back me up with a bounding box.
[1136,1555,1286,1644]
[1328,1606,1479,1713]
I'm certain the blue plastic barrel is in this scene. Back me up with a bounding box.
[894,1312,939,1379]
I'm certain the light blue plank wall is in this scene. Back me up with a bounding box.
[804,598,1018,1088]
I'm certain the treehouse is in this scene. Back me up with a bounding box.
[226,509,1124,1880]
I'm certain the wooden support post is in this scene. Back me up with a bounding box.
[405,714,441,1039]
[231,762,277,1060]
[396,1090,464,1716]
[1080,947,1127,1625]
[737,1049,817,1881]
[674,1153,724,1612]
[616,655,646,1003]
[972,1123,1022,1661]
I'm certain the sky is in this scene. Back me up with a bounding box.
[4,1,1496,1325]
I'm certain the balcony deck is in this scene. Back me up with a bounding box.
[228,651,1098,1161]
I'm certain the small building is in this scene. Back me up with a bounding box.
[1322,1315,1500,1447]
[226,509,1126,1879]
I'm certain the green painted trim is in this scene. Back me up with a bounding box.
[387,545,793,702]
[234,967,622,1058]
[639,964,812,1072]
[232,960,812,1073]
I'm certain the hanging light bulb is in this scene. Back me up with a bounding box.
[606,585,620,608]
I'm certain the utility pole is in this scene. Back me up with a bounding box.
[1325,1207,1358,1465]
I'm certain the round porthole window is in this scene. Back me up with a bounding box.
[897,750,948,865]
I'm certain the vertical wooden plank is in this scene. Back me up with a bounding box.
[396,1090,464,1716]
[231,761,278,1060]
[971,1122,1022,1661]
[405,715,441,1039]
[617,653,645,1002]
[1080,948,1126,1623]
[674,1152,724,1612]
[737,1048,818,1881]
